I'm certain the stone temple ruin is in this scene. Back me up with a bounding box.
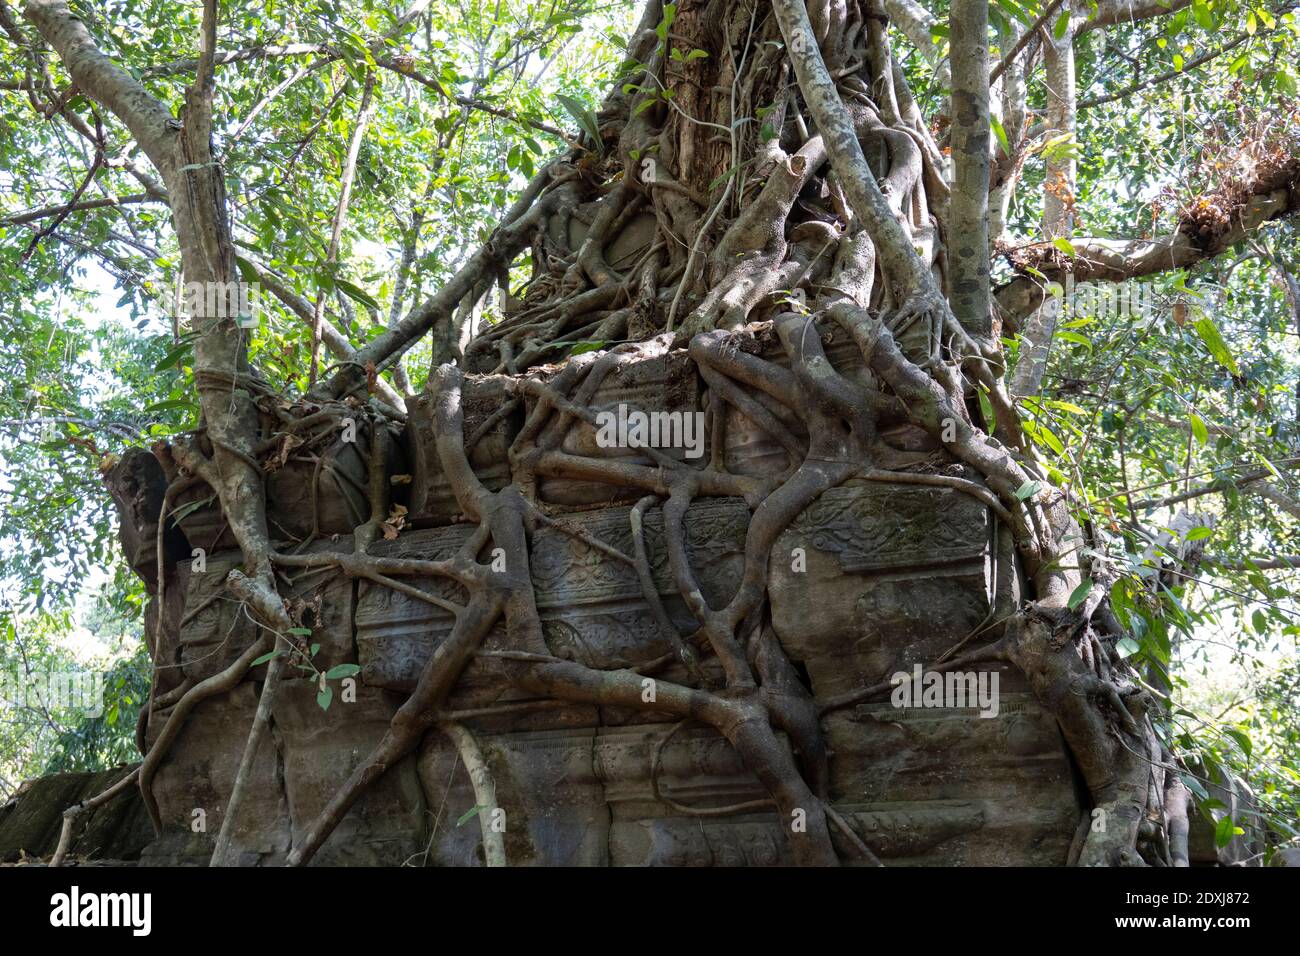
[0,334,1255,866]
[44,334,1061,865]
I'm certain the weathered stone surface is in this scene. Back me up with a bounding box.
[169,479,237,555]
[273,681,427,866]
[356,498,748,695]
[1269,846,1300,866]
[419,726,608,866]
[105,449,187,587]
[173,418,399,550]
[766,477,1071,864]
[355,477,1076,865]
[827,697,1076,864]
[114,471,1083,866]
[769,476,1012,688]
[0,768,152,863]
[407,376,518,522]
[411,713,1058,866]
[168,537,356,688]
[1187,771,1266,866]
[174,549,258,685]
[63,344,1100,867]
[140,683,290,865]
[538,350,704,506]
[262,423,393,539]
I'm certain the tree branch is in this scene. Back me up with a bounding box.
[311,70,377,386]
[883,0,950,86]
[950,0,993,335]
[1081,0,1193,33]
[1079,33,1252,109]
[24,0,178,169]
[1,192,157,225]
[998,176,1300,330]
[990,0,1068,85]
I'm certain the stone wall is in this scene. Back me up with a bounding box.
[93,339,1088,866]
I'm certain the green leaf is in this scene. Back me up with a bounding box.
[335,278,382,312]
[671,47,708,62]
[1066,577,1094,611]
[144,398,197,413]
[990,115,1010,156]
[1226,728,1252,759]
[707,165,739,192]
[1014,480,1042,500]
[1046,400,1087,414]
[555,93,603,150]
[1052,237,1076,256]
[1040,133,1080,162]
[325,663,361,680]
[316,685,334,711]
[1034,423,1066,454]
[994,0,1035,28]
[154,341,193,372]
[1251,609,1268,634]
[169,496,215,523]
[1193,315,1241,375]
[655,3,677,43]
[1190,413,1209,445]
[251,649,282,666]
[234,254,260,286]
[1214,813,1237,847]
[456,804,484,827]
[287,627,313,636]
[1053,9,1070,38]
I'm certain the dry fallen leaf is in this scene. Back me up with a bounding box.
[380,503,408,540]
[265,432,303,472]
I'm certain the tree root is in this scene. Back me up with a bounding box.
[437,721,507,867]
[50,766,141,868]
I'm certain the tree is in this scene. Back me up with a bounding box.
[3,0,1298,866]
